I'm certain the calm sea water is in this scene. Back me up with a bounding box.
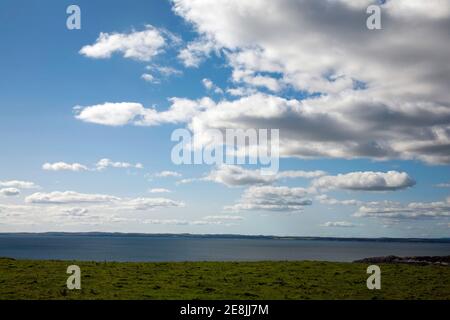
[0,234,448,262]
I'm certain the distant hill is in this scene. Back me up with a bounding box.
[0,232,449,243]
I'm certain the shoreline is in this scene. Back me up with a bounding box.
[1,232,449,243]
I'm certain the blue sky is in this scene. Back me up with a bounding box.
[1,0,449,237]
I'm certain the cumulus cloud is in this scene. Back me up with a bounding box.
[144,219,189,225]
[277,170,328,179]
[73,0,450,165]
[142,65,182,84]
[25,191,120,204]
[354,197,450,220]
[315,195,362,206]
[0,180,39,189]
[79,25,167,61]
[312,171,415,191]
[231,67,283,92]
[202,78,223,94]
[144,219,227,226]
[144,218,230,226]
[43,162,88,172]
[0,188,20,197]
[226,185,312,212]
[321,221,357,228]
[205,165,274,186]
[226,87,257,97]
[141,73,159,83]
[77,89,450,164]
[0,189,186,229]
[149,188,171,193]
[96,158,143,170]
[61,208,89,216]
[42,159,143,172]
[118,197,184,211]
[173,0,450,97]
[0,203,136,227]
[155,171,182,178]
[167,0,450,164]
[74,97,214,127]
[177,38,216,67]
[146,65,182,77]
[74,102,147,126]
[24,191,184,211]
[203,215,244,221]
[204,165,325,187]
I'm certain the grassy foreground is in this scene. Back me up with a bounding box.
[0,258,449,300]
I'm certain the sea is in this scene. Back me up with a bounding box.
[0,233,448,262]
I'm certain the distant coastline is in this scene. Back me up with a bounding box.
[0,232,449,243]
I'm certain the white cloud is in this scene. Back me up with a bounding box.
[312,171,415,191]
[0,203,137,227]
[143,219,225,226]
[155,171,182,178]
[176,178,196,185]
[0,188,20,197]
[147,65,182,77]
[25,191,120,204]
[190,220,225,226]
[42,159,143,172]
[149,188,171,193]
[43,162,88,172]
[20,191,184,215]
[202,78,223,94]
[321,221,357,228]
[203,215,244,221]
[383,0,450,19]
[61,208,89,216]
[143,65,182,84]
[74,102,147,126]
[226,87,257,97]
[226,185,312,212]
[231,67,283,92]
[141,73,159,83]
[277,170,327,179]
[169,0,450,164]
[204,165,326,187]
[79,25,167,61]
[144,219,189,225]
[202,78,213,90]
[205,165,274,186]
[96,158,143,171]
[73,1,450,164]
[173,0,450,97]
[354,197,450,220]
[434,183,450,188]
[177,38,216,67]
[0,180,39,189]
[74,97,214,127]
[73,90,450,164]
[315,195,361,206]
[118,197,184,211]
[78,92,449,163]
[188,93,450,164]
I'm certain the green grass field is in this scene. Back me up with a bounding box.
[0,258,449,300]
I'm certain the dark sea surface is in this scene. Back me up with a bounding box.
[0,234,448,262]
